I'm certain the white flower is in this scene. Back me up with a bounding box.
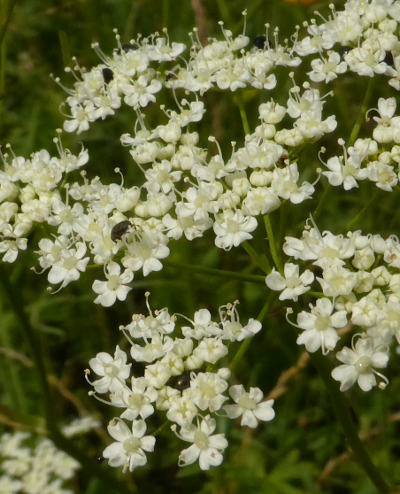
[271,164,315,204]
[308,51,347,83]
[88,346,131,393]
[322,152,367,190]
[131,334,174,363]
[181,309,220,339]
[189,371,228,412]
[193,338,228,364]
[47,241,89,288]
[166,391,198,426]
[0,230,27,263]
[118,377,158,421]
[61,416,101,438]
[224,385,275,428]
[266,263,314,301]
[122,231,170,276]
[92,262,133,307]
[331,336,389,391]
[213,209,257,250]
[174,415,228,470]
[103,419,155,472]
[296,298,347,354]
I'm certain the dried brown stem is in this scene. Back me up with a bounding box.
[191,0,208,45]
[319,412,400,485]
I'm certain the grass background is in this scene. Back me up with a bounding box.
[1,0,400,493]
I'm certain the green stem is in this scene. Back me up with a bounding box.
[347,78,374,147]
[152,420,169,437]
[0,0,17,47]
[242,241,270,274]
[0,266,55,429]
[345,190,378,231]
[0,319,27,413]
[233,94,250,135]
[264,215,283,273]
[230,293,273,373]
[307,291,324,298]
[310,353,390,493]
[312,182,331,221]
[0,0,18,120]
[164,259,266,284]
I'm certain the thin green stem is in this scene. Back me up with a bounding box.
[264,215,283,273]
[233,94,250,135]
[345,190,378,231]
[164,259,266,284]
[0,266,55,428]
[347,78,374,147]
[0,0,17,47]
[215,0,232,25]
[0,0,18,120]
[307,291,324,299]
[0,320,27,413]
[152,420,169,437]
[312,182,331,221]
[242,241,270,274]
[230,293,273,373]
[310,353,390,493]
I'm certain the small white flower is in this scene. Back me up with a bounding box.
[174,415,228,470]
[266,263,314,301]
[213,209,257,250]
[224,385,275,428]
[331,336,389,392]
[103,419,155,472]
[61,416,101,438]
[189,371,228,412]
[296,298,347,354]
[118,377,158,421]
[92,262,133,307]
[47,242,89,288]
[88,346,131,393]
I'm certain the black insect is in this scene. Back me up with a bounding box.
[102,68,114,84]
[2,236,16,241]
[253,36,267,49]
[122,43,139,52]
[111,220,132,242]
[167,370,199,391]
[384,51,394,67]
[165,72,175,81]
[338,45,351,59]
[97,456,106,463]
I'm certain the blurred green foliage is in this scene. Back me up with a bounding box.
[1,0,400,493]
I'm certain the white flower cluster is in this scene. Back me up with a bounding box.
[321,103,400,192]
[86,297,275,472]
[1,0,399,307]
[267,220,400,392]
[0,431,80,494]
[61,415,101,438]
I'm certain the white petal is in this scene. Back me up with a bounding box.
[254,401,275,422]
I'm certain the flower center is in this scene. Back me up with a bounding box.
[355,356,372,374]
[123,436,141,453]
[194,430,209,450]
[238,395,256,410]
[104,364,119,377]
[315,315,330,331]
